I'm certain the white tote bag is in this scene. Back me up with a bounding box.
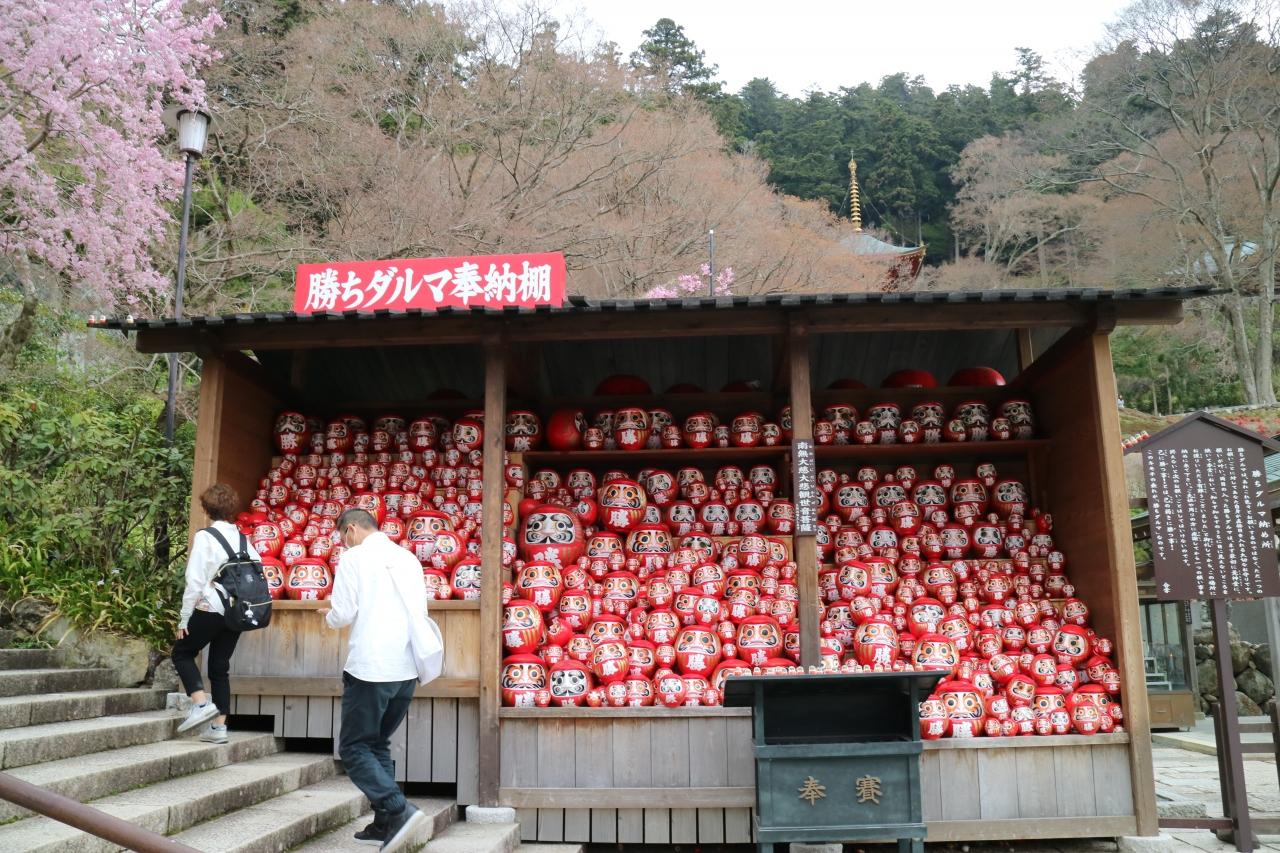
[388,565,446,685]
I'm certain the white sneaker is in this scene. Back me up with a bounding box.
[199,724,228,744]
[177,701,219,733]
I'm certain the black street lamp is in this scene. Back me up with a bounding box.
[160,107,211,443]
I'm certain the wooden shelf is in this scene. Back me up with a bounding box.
[521,446,789,466]
[500,706,752,718]
[812,438,1048,462]
[518,391,781,415]
[921,732,1129,750]
[271,598,480,610]
[811,385,1023,409]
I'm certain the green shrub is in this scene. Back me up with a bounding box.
[0,309,193,650]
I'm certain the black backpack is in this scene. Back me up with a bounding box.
[203,528,273,632]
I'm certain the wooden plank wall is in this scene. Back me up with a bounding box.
[232,693,479,800]
[229,603,479,682]
[228,604,481,797]
[188,354,279,537]
[499,713,755,844]
[920,737,1133,829]
[496,719,1135,844]
[1024,333,1157,834]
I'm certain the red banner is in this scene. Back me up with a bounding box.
[293,252,566,314]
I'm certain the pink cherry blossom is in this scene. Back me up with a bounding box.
[644,265,735,300]
[0,1,222,308]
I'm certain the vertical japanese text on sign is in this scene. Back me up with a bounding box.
[1141,415,1278,601]
[293,252,566,314]
[792,439,819,536]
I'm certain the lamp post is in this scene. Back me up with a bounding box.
[707,229,716,296]
[160,108,211,444]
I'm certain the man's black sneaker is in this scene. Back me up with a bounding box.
[381,803,426,851]
[354,817,387,846]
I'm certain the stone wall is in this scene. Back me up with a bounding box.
[1194,625,1276,716]
[0,598,162,687]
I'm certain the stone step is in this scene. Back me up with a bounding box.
[422,821,522,853]
[290,796,457,852]
[0,751,336,852]
[0,687,167,730]
[169,775,367,852]
[0,731,280,822]
[0,648,63,670]
[0,709,178,769]
[0,668,117,698]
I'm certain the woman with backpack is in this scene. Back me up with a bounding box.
[171,483,261,743]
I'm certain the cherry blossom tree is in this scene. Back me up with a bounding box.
[0,0,221,364]
[645,265,735,298]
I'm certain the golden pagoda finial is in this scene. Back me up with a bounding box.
[848,157,863,232]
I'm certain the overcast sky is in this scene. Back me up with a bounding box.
[549,0,1133,96]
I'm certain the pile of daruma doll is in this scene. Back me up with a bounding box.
[502,416,1125,741]
[506,369,1035,452]
[237,409,507,603]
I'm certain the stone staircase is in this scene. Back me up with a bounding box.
[0,647,533,853]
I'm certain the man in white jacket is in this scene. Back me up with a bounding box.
[320,508,428,851]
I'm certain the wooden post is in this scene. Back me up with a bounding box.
[1087,332,1159,835]
[188,355,227,539]
[1016,328,1035,372]
[788,317,819,669]
[1212,597,1255,852]
[478,334,507,805]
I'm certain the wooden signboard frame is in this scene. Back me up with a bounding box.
[1141,412,1280,853]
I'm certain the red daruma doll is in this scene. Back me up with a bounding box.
[286,558,332,600]
[919,696,951,740]
[675,626,722,677]
[514,561,563,613]
[736,615,783,666]
[853,616,900,667]
[592,639,629,685]
[502,599,545,654]
[518,505,585,566]
[501,655,547,708]
[937,679,986,738]
[548,659,592,707]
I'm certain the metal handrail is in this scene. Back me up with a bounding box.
[0,771,200,852]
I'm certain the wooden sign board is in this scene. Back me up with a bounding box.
[1141,413,1279,600]
[792,439,819,535]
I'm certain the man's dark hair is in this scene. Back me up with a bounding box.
[336,508,378,532]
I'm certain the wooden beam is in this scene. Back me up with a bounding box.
[788,317,820,669]
[925,816,1137,843]
[505,342,542,404]
[270,598,480,612]
[131,299,1189,356]
[921,732,1129,750]
[1016,328,1035,372]
[187,356,227,539]
[770,333,790,393]
[222,349,294,406]
[1009,325,1094,391]
[1088,332,1159,836]
[288,350,310,398]
[133,316,491,353]
[230,676,478,698]
[498,787,755,809]
[478,335,507,806]
[499,706,751,719]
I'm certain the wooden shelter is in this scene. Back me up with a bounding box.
[101,286,1212,845]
